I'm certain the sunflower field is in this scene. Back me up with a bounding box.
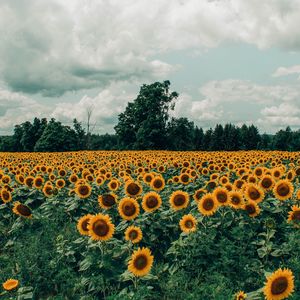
[1,150,300,300]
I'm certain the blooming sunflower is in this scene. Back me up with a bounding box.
[198,193,218,216]
[229,191,244,209]
[193,188,207,202]
[263,268,294,300]
[125,226,143,244]
[179,214,197,233]
[33,176,44,189]
[42,184,53,197]
[108,179,119,191]
[150,176,165,191]
[235,290,247,300]
[213,187,229,206]
[2,278,19,291]
[125,181,142,197]
[142,191,162,212]
[75,182,92,199]
[287,205,300,223]
[88,214,115,241]
[128,247,154,277]
[169,190,189,211]
[98,193,117,210]
[244,184,265,203]
[77,214,93,236]
[243,200,260,217]
[259,175,275,191]
[12,202,32,218]
[118,197,140,220]
[273,180,294,201]
[1,189,12,203]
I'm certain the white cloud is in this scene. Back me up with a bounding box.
[272,65,300,78]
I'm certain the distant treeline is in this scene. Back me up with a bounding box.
[0,80,299,152]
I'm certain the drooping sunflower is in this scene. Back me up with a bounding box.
[125,181,142,197]
[244,184,265,203]
[142,191,162,212]
[273,179,294,201]
[169,190,189,211]
[259,175,275,191]
[1,189,12,203]
[198,193,218,216]
[263,268,294,300]
[118,197,140,220]
[12,202,32,218]
[125,225,143,244]
[128,247,154,277]
[88,214,115,241]
[287,205,300,223]
[77,214,93,236]
[75,182,92,199]
[150,176,165,191]
[229,191,244,209]
[179,214,197,233]
[2,278,19,291]
[213,187,229,206]
[98,192,117,209]
[243,200,260,217]
[235,291,247,300]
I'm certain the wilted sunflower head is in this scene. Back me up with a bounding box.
[12,201,32,218]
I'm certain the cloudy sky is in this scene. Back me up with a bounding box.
[1,0,300,135]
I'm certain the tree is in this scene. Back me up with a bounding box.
[210,124,224,151]
[203,128,213,150]
[115,80,178,149]
[73,119,86,150]
[194,126,204,150]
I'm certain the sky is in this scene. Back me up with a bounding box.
[1,0,300,135]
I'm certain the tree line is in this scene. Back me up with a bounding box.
[0,80,299,152]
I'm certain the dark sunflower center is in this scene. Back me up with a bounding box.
[173,195,185,206]
[45,187,53,194]
[277,183,289,196]
[292,211,300,221]
[271,276,288,295]
[248,188,260,200]
[93,220,109,236]
[129,230,138,240]
[245,204,256,215]
[2,191,10,200]
[133,255,147,270]
[110,182,117,189]
[181,175,189,182]
[153,179,163,188]
[146,196,158,208]
[35,179,43,186]
[217,192,227,203]
[122,202,136,216]
[185,220,194,228]
[256,169,262,176]
[127,183,140,195]
[79,185,90,196]
[82,219,90,231]
[262,178,272,188]
[203,198,214,211]
[231,195,241,205]
[26,178,33,187]
[207,182,217,189]
[102,195,115,207]
[17,204,32,216]
[274,171,280,177]
[145,176,152,182]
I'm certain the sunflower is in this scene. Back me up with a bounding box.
[259,175,275,191]
[42,184,53,197]
[128,247,154,277]
[213,187,229,206]
[169,190,189,211]
[198,194,218,216]
[150,176,165,191]
[243,200,260,217]
[125,226,143,244]
[2,278,19,291]
[193,188,207,202]
[33,176,44,189]
[244,184,265,203]
[287,205,300,223]
[98,193,117,210]
[229,191,244,209]
[273,180,294,201]
[179,173,190,185]
[142,191,162,212]
[24,176,34,188]
[108,179,119,191]
[179,214,197,233]
[235,291,247,300]
[143,173,154,185]
[55,179,65,189]
[77,214,93,236]
[1,189,12,203]
[125,181,142,197]
[12,202,32,218]
[88,214,115,241]
[75,182,92,199]
[118,197,140,220]
[68,173,78,184]
[263,268,294,300]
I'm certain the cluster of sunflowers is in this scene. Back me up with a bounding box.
[1,150,300,299]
